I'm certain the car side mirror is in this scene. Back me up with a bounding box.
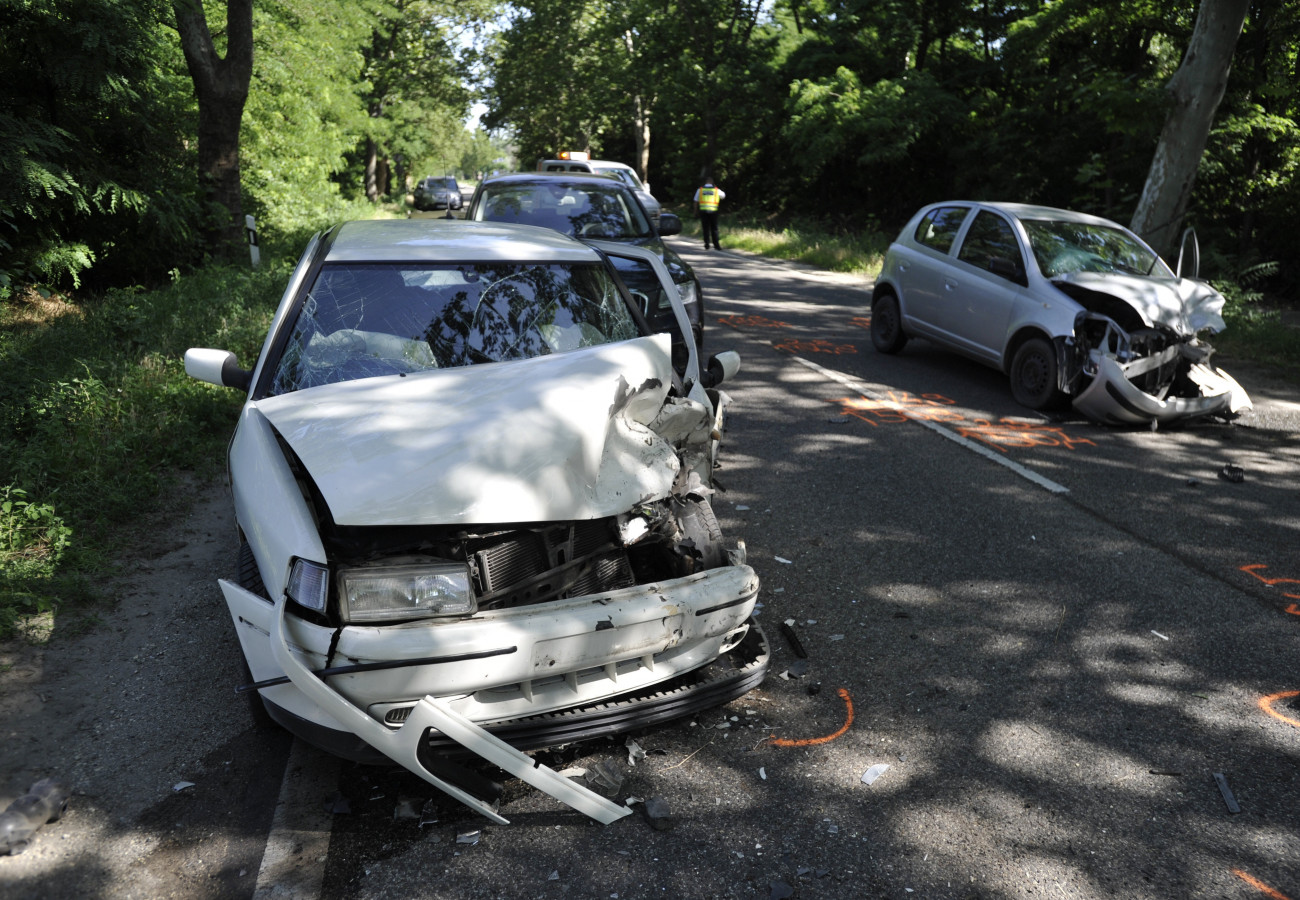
[700,350,740,389]
[1176,227,1200,280]
[988,257,1026,286]
[185,348,252,391]
[657,212,682,237]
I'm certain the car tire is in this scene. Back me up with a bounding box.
[871,293,908,354]
[1009,337,1066,410]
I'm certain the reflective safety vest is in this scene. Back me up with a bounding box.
[698,186,721,212]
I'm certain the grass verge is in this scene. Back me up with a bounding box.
[675,209,890,277]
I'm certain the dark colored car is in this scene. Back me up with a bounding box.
[466,173,703,354]
[413,175,463,211]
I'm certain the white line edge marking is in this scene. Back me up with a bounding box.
[791,354,1070,495]
[253,738,340,900]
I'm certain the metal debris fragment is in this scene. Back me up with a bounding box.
[625,738,646,767]
[1213,772,1241,813]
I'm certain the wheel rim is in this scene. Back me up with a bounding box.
[1019,349,1050,396]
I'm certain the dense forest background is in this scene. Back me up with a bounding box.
[3,0,1298,296]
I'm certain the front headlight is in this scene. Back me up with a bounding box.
[338,560,476,623]
[675,280,699,306]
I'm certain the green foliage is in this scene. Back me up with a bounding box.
[0,259,286,636]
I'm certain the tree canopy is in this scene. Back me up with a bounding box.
[2,0,1298,295]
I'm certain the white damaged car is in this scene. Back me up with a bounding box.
[186,220,766,824]
[870,202,1251,425]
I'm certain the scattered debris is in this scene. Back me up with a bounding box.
[643,796,673,831]
[393,797,421,820]
[172,781,195,792]
[586,760,625,795]
[624,796,644,806]
[769,880,795,899]
[1151,630,1169,641]
[548,870,560,881]
[735,505,750,511]
[780,621,808,658]
[828,633,844,641]
[759,767,767,781]
[0,778,70,856]
[862,764,890,786]
[626,738,647,767]
[774,556,793,564]
[456,830,482,845]
[557,767,588,779]
[788,659,810,678]
[419,800,439,828]
[324,792,351,815]
[1219,464,1245,484]
[1213,772,1241,814]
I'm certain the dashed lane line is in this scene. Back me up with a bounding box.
[253,738,340,900]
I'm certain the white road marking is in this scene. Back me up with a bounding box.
[253,738,340,900]
[790,354,1070,495]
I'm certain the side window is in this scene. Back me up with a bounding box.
[913,206,970,254]
[957,211,1026,283]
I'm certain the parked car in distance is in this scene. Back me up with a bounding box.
[467,172,703,355]
[537,152,662,224]
[413,175,462,211]
[871,201,1251,425]
[184,219,761,825]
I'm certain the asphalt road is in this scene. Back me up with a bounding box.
[3,238,1296,900]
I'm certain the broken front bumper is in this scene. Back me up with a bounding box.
[220,563,764,822]
[1071,355,1252,426]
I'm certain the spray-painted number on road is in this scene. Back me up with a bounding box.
[837,394,960,426]
[776,338,857,355]
[833,397,1095,453]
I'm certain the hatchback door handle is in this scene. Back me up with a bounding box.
[944,278,958,290]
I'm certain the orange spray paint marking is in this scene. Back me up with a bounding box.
[1231,869,1294,900]
[718,314,791,329]
[774,338,857,355]
[955,419,1097,453]
[1286,604,1300,617]
[849,316,872,330]
[1240,564,1300,600]
[834,395,962,428]
[769,688,854,747]
[1258,691,1300,730]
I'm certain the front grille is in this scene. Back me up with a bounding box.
[471,520,635,610]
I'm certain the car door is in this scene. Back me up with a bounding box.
[943,209,1030,365]
[895,205,971,338]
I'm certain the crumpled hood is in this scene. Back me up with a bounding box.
[254,334,680,526]
[1052,271,1227,335]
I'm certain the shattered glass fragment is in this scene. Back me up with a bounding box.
[419,799,439,827]
[769,881,795,900]
[457,830,482,845]
[862,764,890,786]
[625,738,647,767]
[393,797,421,820]
[788,659,809,678]
[586,760,625,795]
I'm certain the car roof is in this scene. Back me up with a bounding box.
[931,201,1123,229]
[323,219,602,264]
[483,172,628,188]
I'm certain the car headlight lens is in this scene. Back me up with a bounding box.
[338,561,476,623]
[286,559,329,613]
[676,280,698,306]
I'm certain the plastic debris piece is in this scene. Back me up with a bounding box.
[777,670,791,680]
[586,760,624,794]
[788,659,810,678]
[172,781,195,792]
[772,587,784,593]
[324,792,351,815]
[0,778,70,856]
[828,634,845,641]
[769,880,795,899]
[735,505,750,511]
[774,556,793,564]
[456,830,481,845]
[715,722,732,730]
[759,767,767,781]
[419,799,439,827]
[625,738,646,767]
[827,824,839,834]
[780,622,808,659]
[549,871,560,881]
[557,766,588,778]
[1219,464,1245,483]
[643,796,673,831]
[862,764,890,786]
[1213,772,1241,813]
[624,796,644,806]
[1151,630,1169,641]
[393,797,421,820]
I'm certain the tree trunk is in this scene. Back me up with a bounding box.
[365,137,380,202]
[1129,0,1250,261]
[632,94,651,184]
[173,0,253,259]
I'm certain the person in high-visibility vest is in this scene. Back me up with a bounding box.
[692,181,726,250]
